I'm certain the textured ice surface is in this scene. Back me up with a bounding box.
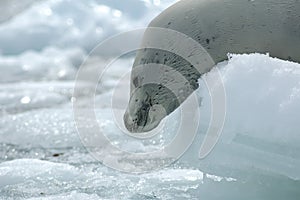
[0,48,85,83]
[0,0,39,23]
[1,54,300,199]
[0,0,176,55]
[1,0,300,199]
[182,54,300,181]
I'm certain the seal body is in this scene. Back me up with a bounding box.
[124,0,300,132]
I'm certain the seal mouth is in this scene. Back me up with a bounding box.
[123,85,169,133]
[123,108,156,133]
[123,106,166,133]
[123,91,152,133]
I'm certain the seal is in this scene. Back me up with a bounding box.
[124,0,300,133]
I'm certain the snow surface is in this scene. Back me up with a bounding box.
[1,0,300,199]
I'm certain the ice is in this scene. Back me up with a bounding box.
[180,53,300,181]
[27,192,101,200]
[0,82,70,114]
[1,0,300,199]
[0,159,82,188]
[0,47,85,83]
[0,159,206,199]
[0,0,176,55]
[1,158,299,199]
[0,108,78,148]
[2,53,299,174]
[0,0,39,23]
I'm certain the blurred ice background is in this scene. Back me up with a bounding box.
[0,0,300,199]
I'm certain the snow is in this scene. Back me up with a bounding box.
[1,0,300,199]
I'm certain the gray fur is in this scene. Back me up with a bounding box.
[124,0,300,133]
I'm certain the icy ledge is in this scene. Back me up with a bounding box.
[178,53,300,181]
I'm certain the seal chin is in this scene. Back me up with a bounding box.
[123,104,167,133]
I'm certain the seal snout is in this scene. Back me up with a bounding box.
[123,108,150,133]
[123,111,137,133]
[123,84,169,133]
[123,103,167,133]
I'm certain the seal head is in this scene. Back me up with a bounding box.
[124,83,180,132]
[123,46,200,133]
[124,0,300,133]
